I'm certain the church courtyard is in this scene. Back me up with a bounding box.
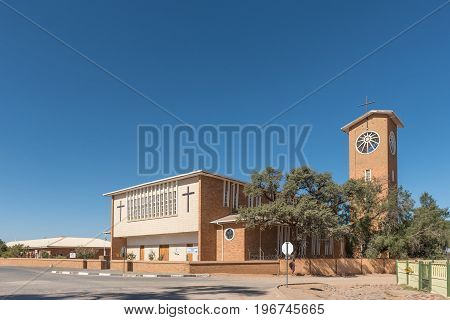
[0,267,445,300]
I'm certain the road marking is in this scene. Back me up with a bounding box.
[51,271,57,274]
[61,271,70,275]
[171,274,183,278]
[78,272,89,276]
[99,273,111,276]
[143,274,157,278]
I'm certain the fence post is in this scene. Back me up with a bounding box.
[395,260,398,284]
[428,263,432,293]
[406,260,409,286]
[447,262,450,297]
[418,261,423,291]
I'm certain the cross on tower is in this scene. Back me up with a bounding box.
[357,96,375,130]
[116,201,125,221]
[182,186,195,212]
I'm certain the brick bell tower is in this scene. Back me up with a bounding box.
[341,109,404,193]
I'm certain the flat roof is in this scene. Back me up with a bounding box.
[103,170,248,197]
[341,110,404,133]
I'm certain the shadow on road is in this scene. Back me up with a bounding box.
[1,285,266,300]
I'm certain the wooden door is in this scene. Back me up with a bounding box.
[159,245,169,261]
[186,244,193,262]
[139,245,145,261]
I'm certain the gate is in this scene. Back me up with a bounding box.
[419,261,432,292]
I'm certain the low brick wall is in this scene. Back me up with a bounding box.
[1,257,395,275]
[0,258,86,269]
[190,261,279,274]
[280,258,395,276]
[109,260,190,274]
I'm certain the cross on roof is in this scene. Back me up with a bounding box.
[357,96,376,130]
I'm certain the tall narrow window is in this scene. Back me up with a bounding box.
[391,170,395,182]
[256,195,261,207]
[364,169,372,182]
[173,190,177,214]
[223,181,230,207]
[232,183,239,209]
[156,191,160,217]
[248,195,253,208]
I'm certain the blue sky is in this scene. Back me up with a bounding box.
[1,1,449,242]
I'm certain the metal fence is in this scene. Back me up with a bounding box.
[397,260,449,298]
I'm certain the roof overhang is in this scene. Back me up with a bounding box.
[341,110,404,133]
[210,214,239,224]
[103,170,248,197]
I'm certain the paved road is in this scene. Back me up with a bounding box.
[0,267,282,300]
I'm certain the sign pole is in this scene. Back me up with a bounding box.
[285,244,288,288]
[281,241,293,288]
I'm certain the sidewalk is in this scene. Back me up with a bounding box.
[48,267,209,278]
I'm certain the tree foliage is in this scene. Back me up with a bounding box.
[239,166,448,260]
[406,193,448,258]
[239,166,348,258]
[0,239,7,256]
[1,244,29,258]
[75,247,97,259]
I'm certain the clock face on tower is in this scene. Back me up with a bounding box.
[389,131,396,155]
[356,131,380,154]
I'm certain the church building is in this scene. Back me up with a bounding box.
[104,171,280,261]
[104,109,403,262]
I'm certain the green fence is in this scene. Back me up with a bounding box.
[397,260,449,298]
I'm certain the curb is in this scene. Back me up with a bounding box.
[50,270,209,278]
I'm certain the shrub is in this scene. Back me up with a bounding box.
[0,239,7,257]
[148,251,155,261]
[40,251,50,258]
[2,244,29,258]
[127,253,136,261]
[75,247,97,259]
[157,254,165,261]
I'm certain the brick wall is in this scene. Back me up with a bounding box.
[0,258,85,269]
[190,261,279,274]
[280,258,396,276]
[199,175,237,261]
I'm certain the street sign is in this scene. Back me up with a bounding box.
[282,242,294,288]
[282,242,293,256]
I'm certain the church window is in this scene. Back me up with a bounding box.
[248,195,253,207]
[311,237,321,256]
[173,190,177,214]
[391,170,395,182]
[124,182,178,222]
[356,131,380,154]
[364,169,372,182]
[224,228,235,241]
[232,183,239,209]
[324,238,333,257]
[223,181,230,207]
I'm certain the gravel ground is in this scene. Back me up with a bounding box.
[277,274,447,300]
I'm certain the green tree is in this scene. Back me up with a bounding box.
[238,166,348,258]
[406,193,448,258]
[0,239,7,257]
[343,178,385,257]
[365,186,415,258]
[2,244,29,258]
[75,247,97,259]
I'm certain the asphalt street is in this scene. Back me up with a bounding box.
[0,267,282,300]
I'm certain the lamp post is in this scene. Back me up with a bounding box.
[102,231,111,258]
